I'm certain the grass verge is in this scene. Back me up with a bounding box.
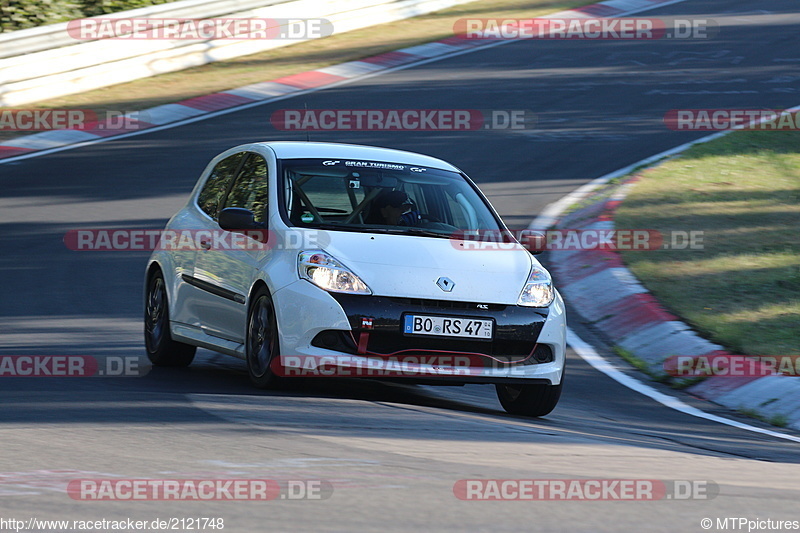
[615,130,800,357]
[612,345,671,383]
[737,408,789,428]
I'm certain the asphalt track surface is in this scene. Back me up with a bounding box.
[1,0,799,530]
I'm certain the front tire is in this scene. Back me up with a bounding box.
[246,287,282,388]
[144,269,196,367]
[495,378,562,417]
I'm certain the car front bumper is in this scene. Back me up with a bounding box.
[271,280,566,384]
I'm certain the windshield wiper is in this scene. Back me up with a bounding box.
[309,223,360,230]
[300,223,451,239]
[399,228,452,239]
[363,227,452,239]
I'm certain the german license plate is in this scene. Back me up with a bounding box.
[403,314,493,340]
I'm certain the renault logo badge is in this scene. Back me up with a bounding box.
[436,277,455,292]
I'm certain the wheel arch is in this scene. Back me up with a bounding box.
[143,260,164,307]
[247,279,271,312]
[144,250,182,310]
[145,259,163,280]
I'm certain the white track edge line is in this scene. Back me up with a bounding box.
[568,329,800,443]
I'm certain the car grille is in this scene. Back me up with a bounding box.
[388,297,506,311]
[311,330,553,364]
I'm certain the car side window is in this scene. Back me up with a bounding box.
[197,153,244,220]
[223,153,269,224]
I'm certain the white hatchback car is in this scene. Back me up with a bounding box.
[145,142,566,416]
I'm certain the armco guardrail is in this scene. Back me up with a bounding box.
[0,0,474,107]
[0,0,288,59]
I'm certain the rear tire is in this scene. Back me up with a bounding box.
[495,378,563,417]
[246,287,282,389]
[144,269,196,367]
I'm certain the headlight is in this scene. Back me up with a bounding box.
[517,264,554,307]
[298,251,371,295]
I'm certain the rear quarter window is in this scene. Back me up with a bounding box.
[197,152,244,220]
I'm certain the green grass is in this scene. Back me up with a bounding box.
[613,345,648,372]
[769,414,789,428]
[669,376,706,390]
[615,130,800,357]
[612,345,672,383]
[736,407,789,428]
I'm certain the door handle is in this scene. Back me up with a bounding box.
[200,240,211,250]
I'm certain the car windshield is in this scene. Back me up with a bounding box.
[280,158,503,236]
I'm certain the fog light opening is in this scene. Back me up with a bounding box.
[533,344,554,363]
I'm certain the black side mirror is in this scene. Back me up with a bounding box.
[218,207,264,232]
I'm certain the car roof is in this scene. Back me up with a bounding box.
[253,141,461,172]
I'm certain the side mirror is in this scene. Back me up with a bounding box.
[519,230,546,255]
[219,207,264,232]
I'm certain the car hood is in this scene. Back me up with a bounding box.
[315,230,536,304]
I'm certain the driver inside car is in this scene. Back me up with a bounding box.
[364,189,421,226]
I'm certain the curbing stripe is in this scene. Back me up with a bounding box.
[683,350,770,401]
[551,249,624,285]
[84,119,155,138]
[594,293,677,340]
[715,376,800,431]
[438,35,498,47]
[617,321,722,369]
[223,81,299,101]
[547,10,593,19]
[0,130,98,149]
[573,4,624,16]
[601,0,650,10]
[397,42,462,58]
[0,145,33,157]
[9,129,100,147]
[178,92,256,111]
[136,103,208,125]
[317,61,388,77]
[271,70,348,89]
[559,267,649,322]
[359,51,420,67]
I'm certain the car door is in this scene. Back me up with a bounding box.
[172,151,244,329]
[192,152,270,343]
